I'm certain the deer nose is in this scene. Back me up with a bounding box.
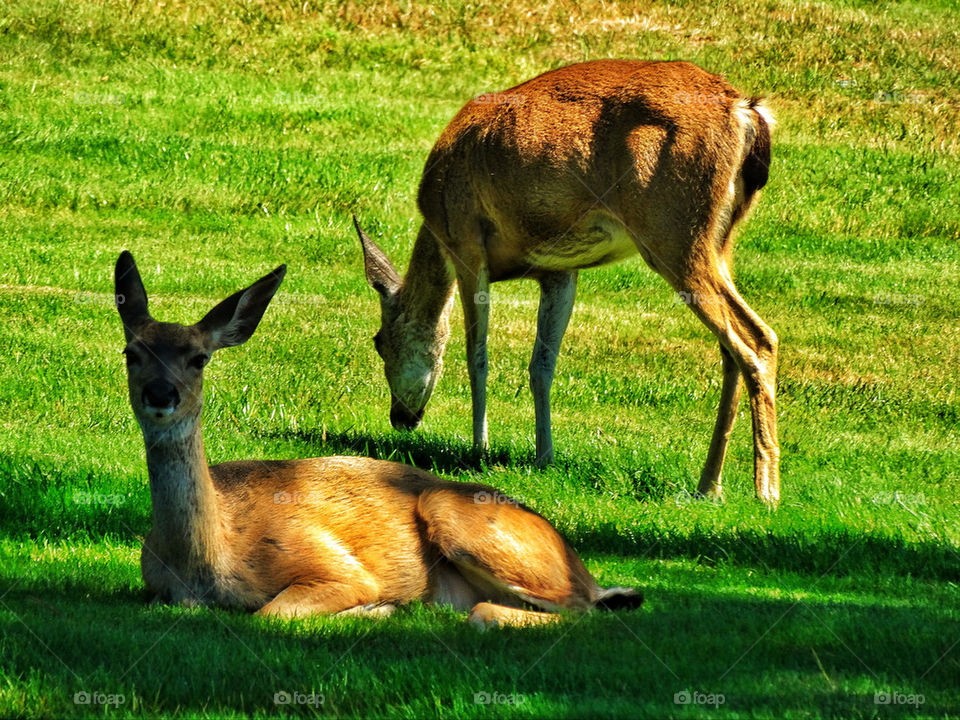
[142,380,180,412]
[390,403,424,430]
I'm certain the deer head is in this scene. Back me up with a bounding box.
[354,217,451,430]
[114,251,286,439]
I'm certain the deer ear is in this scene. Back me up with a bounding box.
[197,265,286,350]
[115,251,150,340]
[354,215,401,298]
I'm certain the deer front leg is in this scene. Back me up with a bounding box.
[257,581,381,620]
[530,271,578,466]
[458,266,491,452]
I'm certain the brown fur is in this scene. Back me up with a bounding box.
[358,60,779,503]
[115,251,642,625]
[141,456,607,618]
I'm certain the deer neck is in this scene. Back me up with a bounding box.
[397,223,457,328]
[142,418,226,572]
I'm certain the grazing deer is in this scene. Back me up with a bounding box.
[114,251,641,626]
[356,59,779,504]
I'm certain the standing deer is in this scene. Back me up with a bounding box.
[114,251,641,626]
[356,60,779,504]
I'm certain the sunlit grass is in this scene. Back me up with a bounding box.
[0,0,958,717]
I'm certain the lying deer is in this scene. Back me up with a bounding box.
[356,60,779,504]
[114,251,641,626]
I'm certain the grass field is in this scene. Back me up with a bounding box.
[1,0,959,717]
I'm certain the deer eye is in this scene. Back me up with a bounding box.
[122,348,141,366]
[189,353,209,370]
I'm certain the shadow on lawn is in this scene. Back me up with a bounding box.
[0,570,956,719]
[572,521,960,583]
[270,426,688,497]
[267,429,960,584]
[270,427,525,472]
[3,444,959,586]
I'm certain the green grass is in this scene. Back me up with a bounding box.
[1,0,959,717]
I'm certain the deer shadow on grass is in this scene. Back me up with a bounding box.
[266,426,674,494]
[265,426,524,473]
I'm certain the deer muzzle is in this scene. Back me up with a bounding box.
[142,379,180,418]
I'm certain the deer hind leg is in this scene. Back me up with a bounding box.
[431,554,564,628]
[697,344,743,500]
[467,602,561,629]
[678,261,780,505]
[417,486,601,619]
[335,603,397,618]
[530,271,578,466]
[426,556,561,628]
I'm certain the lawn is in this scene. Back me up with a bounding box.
[0,0,958,717]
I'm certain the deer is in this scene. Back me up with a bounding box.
[114,250,642,627]
[355,59,779,505]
